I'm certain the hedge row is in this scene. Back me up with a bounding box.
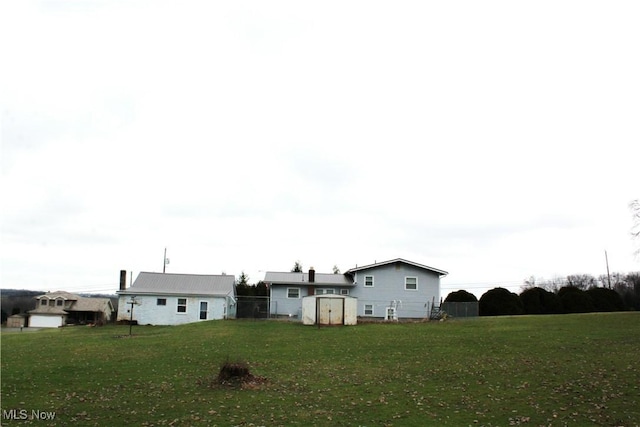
[445,286,628,316]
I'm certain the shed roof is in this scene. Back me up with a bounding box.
[345,258,448,276]
[263,271,354,286]
[118,272,235,296]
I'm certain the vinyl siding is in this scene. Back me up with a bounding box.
[349,262,441,318]
[117,294,229,325]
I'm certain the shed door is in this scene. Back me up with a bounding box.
[318,298,343,325]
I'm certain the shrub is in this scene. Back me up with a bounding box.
[558,286,594,313]
[444,290,478,303]
[520,287,561,315]
[586,287,625,312]
[479,288,524,316]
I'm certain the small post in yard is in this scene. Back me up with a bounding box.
[127,296,140,336]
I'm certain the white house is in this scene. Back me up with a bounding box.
[116,272,236,325]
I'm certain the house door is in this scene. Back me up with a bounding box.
[199,301,208,320]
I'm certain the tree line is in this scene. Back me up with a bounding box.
[445,272,640,316]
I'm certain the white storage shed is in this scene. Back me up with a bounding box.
[301,294,357,326]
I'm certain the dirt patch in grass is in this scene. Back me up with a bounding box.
[203,360,268,390]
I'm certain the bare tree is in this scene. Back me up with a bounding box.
[332,265,341,274]
[566,274,597,290]
[291,261,303,273]
[527,276,566,293]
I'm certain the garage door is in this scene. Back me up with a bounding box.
[29,315,63,328]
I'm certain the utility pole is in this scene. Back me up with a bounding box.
[605,250,612,289]
[163,248,169,273]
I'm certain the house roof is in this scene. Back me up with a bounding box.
[35,291,79,301]
[70,298,114,313]
[345,258,448,276]
[118,272,235,296]
[263,271,354,287]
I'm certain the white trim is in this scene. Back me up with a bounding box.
[364,304,374,316]
[177,298,188,314]
[404,276,418,291]
[287,288,300,299]
[364,275,374,287]
[199,300,209,320]
[346,258,448,277]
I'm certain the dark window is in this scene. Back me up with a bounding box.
[405,277,418,290]
[177,298,187,313]
[157,298,167,306]
[199,301,208,320]
[364,304,374,316]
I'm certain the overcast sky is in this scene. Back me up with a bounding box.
[1,1,639,298]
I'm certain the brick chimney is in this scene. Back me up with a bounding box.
[119,270,127,291]
[309,267,315,283]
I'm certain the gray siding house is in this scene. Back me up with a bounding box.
[265,258,448,320]
[265,269,354,319]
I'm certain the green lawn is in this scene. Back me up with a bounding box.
[2,313,639,426]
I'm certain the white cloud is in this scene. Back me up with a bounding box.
[1,1,639,294]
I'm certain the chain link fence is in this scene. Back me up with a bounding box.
[440,301,479,318]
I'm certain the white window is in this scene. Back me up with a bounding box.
[325,288,335,294]
[40,299,47,306]
[364,304,374,316]
[340,289,349,295]
[405,277,418,291]
[364,275,374,287]
[177,298,187,313]
[287,288,300,299]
